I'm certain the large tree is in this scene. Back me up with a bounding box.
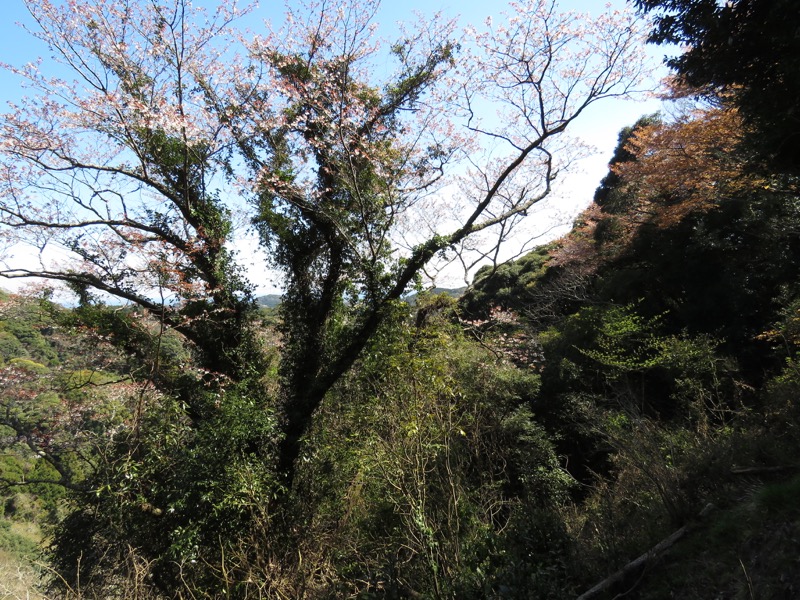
[0,2,657,595]
[0,0,646,491]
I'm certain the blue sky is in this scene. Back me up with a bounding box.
[0,0,674,292]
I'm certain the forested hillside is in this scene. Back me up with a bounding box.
[461,97,800,600]
[0,0,798,598]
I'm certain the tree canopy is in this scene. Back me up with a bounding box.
[634,0,800,170]
[3,2,800,598]
[0,0,648,484]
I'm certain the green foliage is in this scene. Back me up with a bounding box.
[547,304,693,375]
[755,474,800,514]
[461,247,553,319]
[0,330,26,363]
[2,322,58,367]
[456,102,800,597]
[286,303,574,598]
[2,1,800,593]
[593,189,800,376]
[8,357,50,375]
[49,384,280,597]
[0,518,40,562]
[576,305,668,373]
[0,296,61,366]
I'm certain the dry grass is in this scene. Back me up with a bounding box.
[0,547,47,600]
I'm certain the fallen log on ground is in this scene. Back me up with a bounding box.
[576,503,715,600]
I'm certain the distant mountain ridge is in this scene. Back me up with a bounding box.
[255,294,282,308]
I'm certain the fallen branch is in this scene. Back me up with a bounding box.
[730,465,794,476]
[577,504,715,600]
